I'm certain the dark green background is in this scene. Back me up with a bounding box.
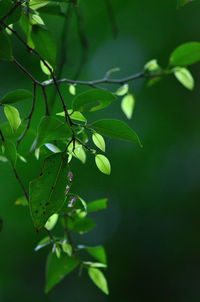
[1,0,200,301]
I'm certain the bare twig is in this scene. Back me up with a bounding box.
[41,86,50,116]
[13,167,29,201]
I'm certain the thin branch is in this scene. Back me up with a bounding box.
[17,83,37,147]
[13,167,29,201]
[41,86,50,116]
[0,1,24,24]
[50,3,73,108]
[104,0,118,38]
[0,130,5,142]
[14,58,39,84]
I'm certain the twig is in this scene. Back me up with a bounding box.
[0,130,5,142]
[17,83,37,148]
[0,1,24,24]
[13,167,29,201]
[41,86,50,116]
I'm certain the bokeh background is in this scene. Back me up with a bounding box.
[1,0,200,301]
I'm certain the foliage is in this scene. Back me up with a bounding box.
[0,0,199,296]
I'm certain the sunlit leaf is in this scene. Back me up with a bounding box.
[40,60,53,75]
[69,84,76,95]
[174,67,194,90]
[87,198,108,213]
[115,84,129,96]
[95,154,111,175]
[170,42,200,66]
[4,105,21,131]
[88,268,109,295]
[85,246,107,264]
[121,94,135,119]
[92,132,105,152]
[35,236,51,251]
[45,213,59,231]
[14,196,28,206]
[56,110,87,123]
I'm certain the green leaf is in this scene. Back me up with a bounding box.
[85,246,107,264]
[45,252,80,293]
[57,110,87,123]
[0,32,13,61]
[72,89,116,112]
[83,261,107,268]
[87,198,108,213]
[170,42,200,66]
[31,25,57,67]
[174,67,194,90]
[95,154,111,175]
[36,116,71,149]
[67,141,86,164]
[45,143,61,153]
[55,245,61,258]
[92,132,105,152]
[14,196,28,206]
[121,94,135,119]
[30,0,49,10]
[45,213,59,231]
[62,242,72,256]
[29,153,70,230]
[68,217,96,233]
[4,105,21,131]
[69,84,76,95]
[2,140,17,167]
[1,89,33,104]
[90,119,142,147]
[35,236,51,251]
[144,59,160,72]
[88,268,109,295]
[115,84,129,96]
[40,60,53,75]
[38,4,63,16]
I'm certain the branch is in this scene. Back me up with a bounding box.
[0,1,23,24]
[104,0,118,38]
[41,86,50,116]
[12,167,29,201]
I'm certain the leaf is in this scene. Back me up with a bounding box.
[144,59,160,72]
[45,213,59,230]
[4,105,21,131]
[31,25,57,67]
[88,268,109,295]
[92,132,105,152]
[85,246,107,264]
[87,198,108,213]
[68,217,96,233]
[95,154,111,175]
[14,196,28,206]
[121,94,135,119]
[83,261,107,268]
[55,245,61,258]
[36,116,71,149]
[72,89,116,112]
[45,143,61,153]
[90,119,142,147]
[1,89,33,104]
[62,242,72,256]
[30,0,49,10]
[170,42,200,66]
[0,32,13,61]
[35,236,51,251]
[29,153,70,230]
[45,252,80,293]
[2,140,17,167]
[40,60,53,75]
[38,4,63,16]
[174,67,194,90]
[115,84,129,96]
[69,85,76,95]
[57,110,87,123]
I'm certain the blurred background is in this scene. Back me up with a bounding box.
[1,0,200,301]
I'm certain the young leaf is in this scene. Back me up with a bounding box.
[40,60,53,75]
[170,42,200,66]
[85,246,107,264]
[115,84,129,96]
[88,268,109,295]
[87,198,108,213]
[174,67,194,90]
[121,93,135,119]
[144,59,160,72]
[55,245,61,258]
[35,236,51,251]
[95,154,111,175]
[45,143,61,153]
[4,105,21,131]
[69,84,76,95]
[70,217,96,233]
[45,213,59,231]
[1,89,33,104]
[83,261,107,268]
[91,119,142,147]
[0,32,13,61]
[45,252,80,293]
[72,89,116,112]
[29,153,71,230]
[36,116,71,149]
[92,132,105,152]
[62,242,72,256]
[56,110,87,123]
